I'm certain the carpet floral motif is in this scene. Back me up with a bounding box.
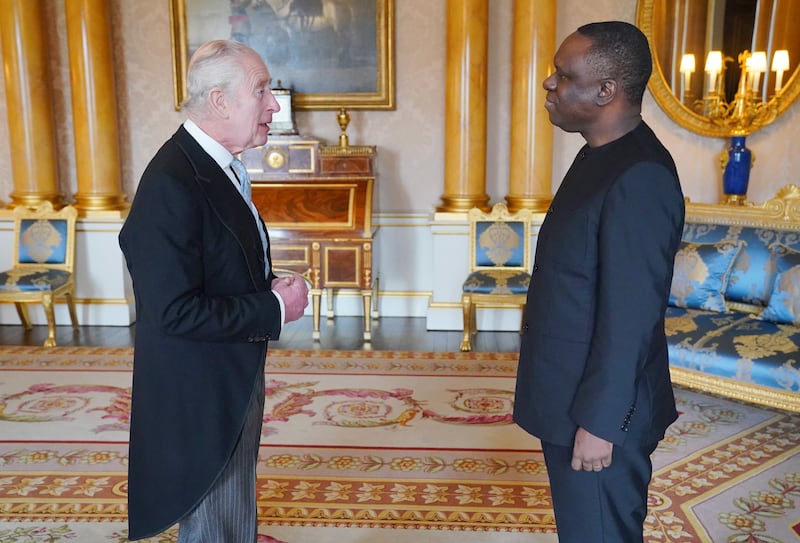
[265,378,514,431]
[0,347,799,542]
[719,473,800,543]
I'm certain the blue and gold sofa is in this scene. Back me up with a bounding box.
[666,185,800,412]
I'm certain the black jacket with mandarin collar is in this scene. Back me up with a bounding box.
[514,122,684,449]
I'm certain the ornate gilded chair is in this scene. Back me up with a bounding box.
[460,203,532,352]
[0,202,79,347]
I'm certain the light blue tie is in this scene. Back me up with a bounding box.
[230,157,270,278]
[230,157,251,201]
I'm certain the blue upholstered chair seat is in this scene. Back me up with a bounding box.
[665,306,800,393]
[0,269,72,292]
[462,270,530,295]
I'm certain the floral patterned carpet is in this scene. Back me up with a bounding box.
[0,346,798,542]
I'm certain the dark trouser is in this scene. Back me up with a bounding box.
[542,440,658,543]
[178,369,265,543]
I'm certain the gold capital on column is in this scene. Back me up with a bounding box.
[65,0,127,216]
[0,0,62,207]
[506,0,555,213]
[437,0,490,213]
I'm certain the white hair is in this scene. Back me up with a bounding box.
[181,40,258,117]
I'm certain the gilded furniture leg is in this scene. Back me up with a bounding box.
[311,288,322,340]
[42,292,57,347]
[15,302,32,329]
[66,292,79,328]
[326,288,334,319]
[460,294,473,352]
[470,302,477,340]
[371,276,380,320]
[362,289,372,342]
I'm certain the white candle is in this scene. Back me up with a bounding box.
[749,51,767,92]
[772,50,790,92]
[680,54,695,94]
[705,51,722,94]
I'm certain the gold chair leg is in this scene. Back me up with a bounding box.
[15,302,32,329]
[470,301,477,337]
[460,294,473,352]
[65,292,79,329]
[41,292,57,347]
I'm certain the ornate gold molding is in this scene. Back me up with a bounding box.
[685,184,800,226]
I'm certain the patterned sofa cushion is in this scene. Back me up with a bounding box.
[681,223,800,307]
[669,240,743,312]
[759,244,800,326]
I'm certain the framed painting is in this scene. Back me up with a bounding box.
[169,0,395,110]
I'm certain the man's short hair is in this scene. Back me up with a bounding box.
[578,21,652,104]
[182,40,257,116]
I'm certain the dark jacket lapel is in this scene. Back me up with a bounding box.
[170,126,270,289]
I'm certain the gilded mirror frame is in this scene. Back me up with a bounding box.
[636,0,800,137]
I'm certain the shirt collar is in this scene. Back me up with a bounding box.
[183,119,235,170]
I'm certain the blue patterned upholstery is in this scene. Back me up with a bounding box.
[666,306,800,393]
[462,269,530,295]
[680,222,800,307]
[473,220,527,268]
[0,269,71,292]
[669,240,743,312]
[17,218,70,264]
[758,244,800,326]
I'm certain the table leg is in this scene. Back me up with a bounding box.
[326,288,335,319]
[370,276,380,320]
[361,289,372,342]
[311,289,322,340]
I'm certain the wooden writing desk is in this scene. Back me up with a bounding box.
[241,137,377,341]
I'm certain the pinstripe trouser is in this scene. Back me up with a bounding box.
[177,368,265,543]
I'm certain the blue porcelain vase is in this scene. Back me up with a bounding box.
[722,136,752,202]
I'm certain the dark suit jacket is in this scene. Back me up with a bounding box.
[513,122,684,449]
[119,126,282,539]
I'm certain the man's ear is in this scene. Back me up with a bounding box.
[595,79,617,106]
[208,87,228,118]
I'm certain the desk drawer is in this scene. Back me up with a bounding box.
[319,156,372,175]
[270,243,312,281]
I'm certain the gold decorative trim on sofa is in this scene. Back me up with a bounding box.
[669,366,799,413]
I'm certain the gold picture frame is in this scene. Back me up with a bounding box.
[170,0,395,111]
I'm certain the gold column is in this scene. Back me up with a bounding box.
[506,0,555,213]
[65,0,127,215]
[437,0,490,213]
[0,0,62,207]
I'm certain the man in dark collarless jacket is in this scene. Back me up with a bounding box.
[513,22,684,543]
[119,40,308,542]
